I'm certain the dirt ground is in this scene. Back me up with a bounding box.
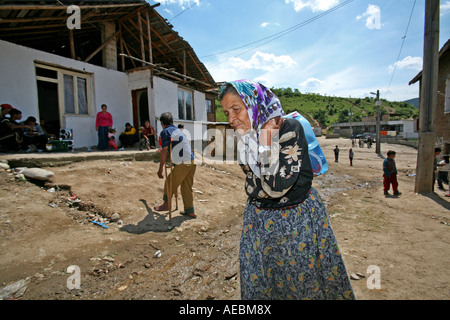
[0,136,449,300]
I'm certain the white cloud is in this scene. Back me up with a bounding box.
[299,78,323,89]
[388,56,423,73]
[229,51,297,72]
[357,4,381,29]
[157,0,200,9]
[260,22,280,28]
[285,0,339,12]
[441,1,450,15]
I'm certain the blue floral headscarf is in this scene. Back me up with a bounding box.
[220,80,285,177]
[221,79,285,135]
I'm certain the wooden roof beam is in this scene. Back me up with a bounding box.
[0,4,146,11]
[84,29,120,62]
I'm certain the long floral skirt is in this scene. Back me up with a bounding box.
[239,188,355,300]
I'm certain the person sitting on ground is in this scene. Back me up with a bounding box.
[38,118,56,139]
[0,104,14,122]
[108,128,118,150]
[21,116,49,152]
[143,120,156,149]
[0,109,32,152]
[119,122,138,148]
[138,126,151,151]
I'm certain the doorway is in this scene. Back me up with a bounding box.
[132,88,149,128]
[37,80,60,136]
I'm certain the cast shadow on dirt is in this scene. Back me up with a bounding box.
[119,199,190,234]
[423,192,450,211]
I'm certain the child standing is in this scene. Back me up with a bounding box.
[437,155,449,194]
[383,150,401,196]
[333,145,340,162]
[349,148,354,166]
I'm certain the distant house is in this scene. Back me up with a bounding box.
[409,38,450,154]
[331,118,418,140]
[0,0,218,149]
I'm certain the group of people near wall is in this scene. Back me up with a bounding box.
[0,103,53,153]
[0,102,160,153]
[95,104,157,151]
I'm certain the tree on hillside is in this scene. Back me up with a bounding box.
[338,109,349,123]
[313,109,329,127]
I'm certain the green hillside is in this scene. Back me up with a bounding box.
[215,87,419,133]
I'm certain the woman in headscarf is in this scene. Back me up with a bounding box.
[219,80,355,300]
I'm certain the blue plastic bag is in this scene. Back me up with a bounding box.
[284,111,328,176]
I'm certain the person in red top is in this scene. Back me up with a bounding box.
[143,120,156,149]
[95,104,113,150]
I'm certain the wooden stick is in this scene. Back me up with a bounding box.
[137,10,145,66]
[168,140,173,221]
[69,29,75,59]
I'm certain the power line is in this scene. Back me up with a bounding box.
[201,0,354,65]
[168,2,197,22]
[384,0,417,98]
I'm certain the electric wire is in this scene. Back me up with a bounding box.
[201,0,354,66]
[168,2,198,22]
[384,0,417,98]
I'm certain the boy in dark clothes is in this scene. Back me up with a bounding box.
[383,150,401,196]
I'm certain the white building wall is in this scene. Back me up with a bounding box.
[0,39,132,148]
[153,77,178,134]
[194,91,207,122]
[0,39,211,149]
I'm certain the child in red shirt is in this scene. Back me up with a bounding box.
[383,150,401,196]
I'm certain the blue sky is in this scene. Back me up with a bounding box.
[148,0,450,102]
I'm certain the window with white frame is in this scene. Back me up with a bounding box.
[206,99,213,113]
[35,63,91,116]
[178,88,193,120]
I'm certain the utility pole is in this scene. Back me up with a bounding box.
[415,0,439,194]
[375,90,381,154]
[349,105,353,138]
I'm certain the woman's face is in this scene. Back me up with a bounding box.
[221,92,251,132]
